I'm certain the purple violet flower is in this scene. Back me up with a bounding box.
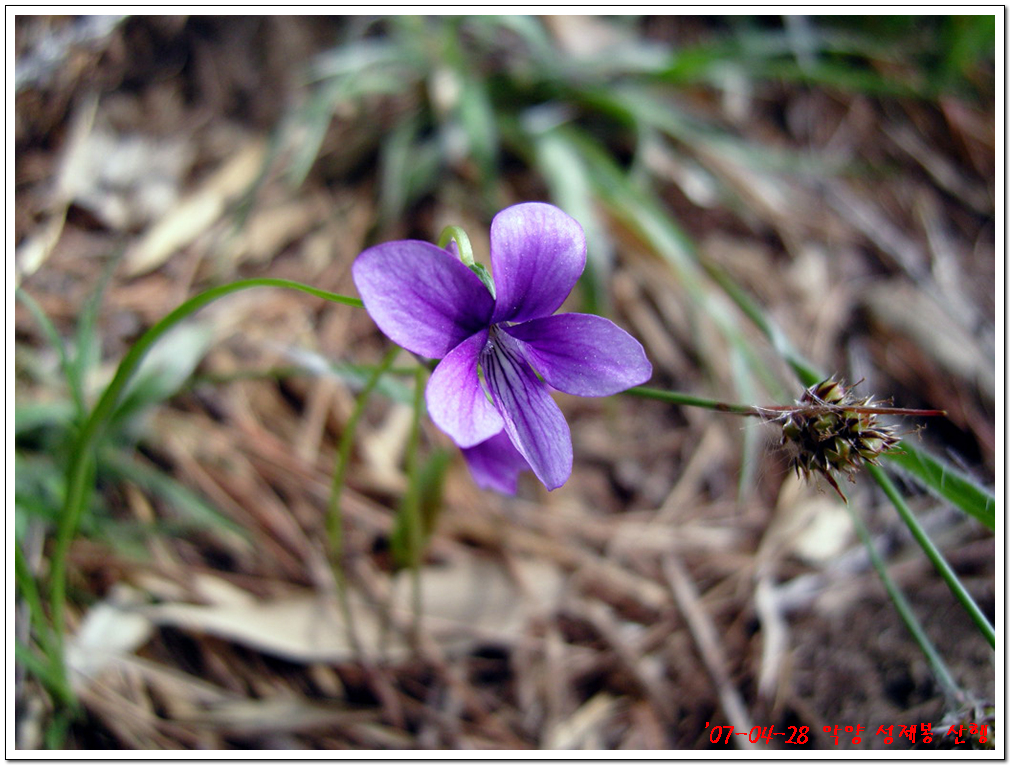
[352,202,652,492]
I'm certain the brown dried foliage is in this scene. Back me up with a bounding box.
[14,16,995,751]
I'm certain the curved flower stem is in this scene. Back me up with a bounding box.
[438,224,496,298]
[326,344,400,655]
[437,225,475,266]
[48,277,362,701]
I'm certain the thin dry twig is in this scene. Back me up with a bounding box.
[662,554,757,750]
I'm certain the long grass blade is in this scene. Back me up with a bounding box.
[326,344,401,656]
[884,448,996,531]
[843,502,968,709]
[15,640,77,708]
[15,289,85,420]
[866,464,995,648]
[48,278,363,703]
[99,448,250,540]
[701,257,997,525]
[692,238,996,648]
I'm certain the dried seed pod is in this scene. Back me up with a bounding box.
[779,377,902,501]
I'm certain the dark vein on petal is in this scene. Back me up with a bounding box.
[483,335,550,471]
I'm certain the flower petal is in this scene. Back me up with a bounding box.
[504,313,653,396]
[352,240,494,358]
[426,330,504,448]
[461,431,531,494]
[489,203,586,324]
[480,333,572,490]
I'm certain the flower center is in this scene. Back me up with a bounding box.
[479,325,527,404]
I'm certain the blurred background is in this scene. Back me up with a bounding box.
[14,15,996,750]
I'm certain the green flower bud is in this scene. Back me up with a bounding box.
[826,438,852,467]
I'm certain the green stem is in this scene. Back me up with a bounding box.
[699,259,822,387]
[703,252,995,517]
[844,502,967,708]
[690,258,995,646]
[15,546,77,717]
[326,344,401,653]
[883,448,995,531]
[15,640,78,709]
[15,545,59,660]
[866,464,995,649]
[403,365,427,636]
[49,277,362,698]
[630,383,995,650]
[437,224,496,297]
[44,706,76,750]
[625,386,760,415]
[627,386,944,419]
[437,224,475,266]
[16,288,86,420]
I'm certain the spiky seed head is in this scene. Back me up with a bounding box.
[808,378,846,405]
[779,376,901,501]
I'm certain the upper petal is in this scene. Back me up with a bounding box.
[352,240,494,358]
[480,333,572,490]
[504,313,653,396]
[461,431,531,495]
[426,329,504,448]
[489,203,586,324]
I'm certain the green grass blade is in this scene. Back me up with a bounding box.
[70,251,121,405]
[99,448,250,541]
[758,58,925,98]
[391,384,452,576]
[532,129,612,315]
[564,127,794,401]
[729,347,762,503]
[286,78,346,189]
[280,346,418,404]
[327,345,401,559]
[49,278,363,695]
[16,289,85,419]
[392,366,426,574]
[326,345,401,655]
[884,447,996,530]
[440,21,500,198]
[190,356,417,405]
[699,259,821,387]
[866,464,995,648]
[705,256,996,528]
[392,366,429,637]
[378,117,442,229]
[15,640,77,708]
[694,240,995,649]
[110,322,214,429]
[844,502,967,708]
[15,401,77,438]
[15,452,72,533]
[16,544,57,657]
